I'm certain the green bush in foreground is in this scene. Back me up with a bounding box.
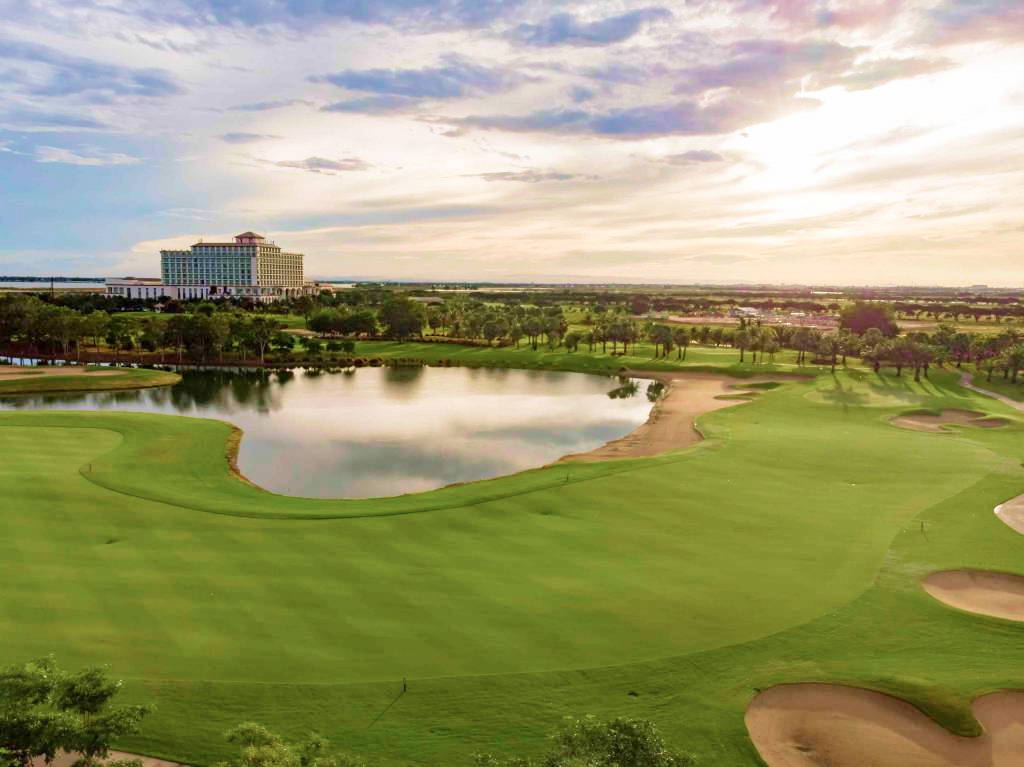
[214,723,366,767]
[473,716,693,767]
[0,657,151,767]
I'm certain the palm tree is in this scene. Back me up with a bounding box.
[734,329,750,363]
[672,327,690,360]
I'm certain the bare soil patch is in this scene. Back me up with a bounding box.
[747,683,1024,766]
[562,371,793,462]
[0,364,125,380]
[891,409,1000,433]
[31,751,186,767]
[923,569,1024,622]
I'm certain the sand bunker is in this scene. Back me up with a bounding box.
[562,372,792,462]
[995,493,1024,535]
[31,751,186,767]
[747,683,1024,767]
[0,364,125,380]
[922,569,1024,622]
[891,409,1008,433]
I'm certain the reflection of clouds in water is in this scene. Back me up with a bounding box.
[0,368,650,498]
[245,440,509,499]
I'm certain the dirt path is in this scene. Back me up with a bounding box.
[959,373,1024,412]
[0,364,125,380]
[561,371,791,462]
[747,683,1024,766]
[31,751,186,767]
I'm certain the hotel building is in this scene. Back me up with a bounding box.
[107,232,324,303]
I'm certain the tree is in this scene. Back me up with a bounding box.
[838,302,898,336]
[733,328,750,363]
[672,327,690,360]
[248,317,282,364]
[1000,345,1024,384]
[0,657,151,767]
[473,716,692,767]
[818,334,842,373]
[378,298,425,341]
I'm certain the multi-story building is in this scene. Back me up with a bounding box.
[107,232,320,303]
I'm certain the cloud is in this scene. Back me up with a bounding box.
[924,0,1024,42]
[476,170,583,182]
[0,109,111,131]
[35,146,142,166]
[0,38,183,101]
[322,95,421,114]
[131,0,526,31]
[812,57,953,91]
[664,150,724,164]
[228,99,312,111]
[310,54,527,102]
[219,132,279,144]
[569,85,596,103]
[672,39,860,95]
[451,93,816,138]
[717,0,905,30]
[508,7,672,47]
[267,156,371,174]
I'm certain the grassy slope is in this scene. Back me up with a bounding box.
[0,366,180,394]
[1,367,1023,765]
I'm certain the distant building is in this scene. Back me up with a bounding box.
[105,277,165,300]
[106,232,319,303]
[729,306,761,318]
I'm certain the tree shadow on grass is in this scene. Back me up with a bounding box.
[820,375,870,413]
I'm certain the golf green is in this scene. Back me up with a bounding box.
[2,365,1023,765]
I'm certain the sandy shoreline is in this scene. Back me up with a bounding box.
[0,364,126,380]
[561,370,795,462]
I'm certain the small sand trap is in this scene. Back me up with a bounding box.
[996,493,1024,535]
[922,569,1024,622]
[562,372,791,462]
[891,409,1005,432]
[747,683,1024,767]
[0,364,125,380]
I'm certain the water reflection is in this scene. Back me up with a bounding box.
[0,367,651,498]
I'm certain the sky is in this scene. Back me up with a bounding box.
[0,0,1021,285]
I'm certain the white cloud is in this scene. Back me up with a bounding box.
[35,146,142,166]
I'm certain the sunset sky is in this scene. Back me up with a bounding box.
[1,0,1021,284]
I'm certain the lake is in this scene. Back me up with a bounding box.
[0,366,654,498]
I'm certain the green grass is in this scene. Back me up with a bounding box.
[2,366,1024,765]
[0,365,180,394]
[349,340,811,379]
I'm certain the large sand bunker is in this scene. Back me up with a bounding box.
[922,569,1024,622]
[0,364,125,380]
[562,372,791,462]
[747,683,1024,767]
[891,409,1009,433]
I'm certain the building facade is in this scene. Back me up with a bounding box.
[107,232,318,303]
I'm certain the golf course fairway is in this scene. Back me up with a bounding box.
[3,365,1024,765]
